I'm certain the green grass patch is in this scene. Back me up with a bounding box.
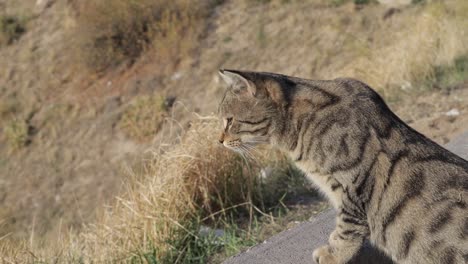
[330,0,347,6]
[432,55,468,89]
[4,118,30,150]
[354,0,377,5]
[412,0,426,4]
[165,221,256,264]
[329,0,376,7]
[0,15,27,46]
[127,218,257,264]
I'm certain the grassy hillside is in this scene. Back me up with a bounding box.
[1,0,468,262]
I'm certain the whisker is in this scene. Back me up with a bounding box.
[243,144,260,155]
[239,145,255,162]
[242,143,255,149]
[240,146,254,160]
[247,149,257,160]
[236,147,250,163]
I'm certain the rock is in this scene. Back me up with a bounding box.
[199,225,225,239]
[170,71,184,81]
[445,108,460,117]
[377,0,412,7]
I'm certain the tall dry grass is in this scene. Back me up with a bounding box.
[0,117,293,263]
[338,0,468,95]
[77,117,290,262]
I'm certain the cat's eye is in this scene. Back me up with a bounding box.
[224,117,233,129]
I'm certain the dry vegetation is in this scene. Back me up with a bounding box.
[1,0,468,263]
[4,118,31,150]
[1,118,306,263]
[0,14,27,46]
[338,0,468,96]
[78,118,294,262]
[73,0,222,72]
[119,95,170,141]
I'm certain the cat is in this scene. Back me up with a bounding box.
[217,69,468,264]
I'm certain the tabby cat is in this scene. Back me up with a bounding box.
[217,69,468,264]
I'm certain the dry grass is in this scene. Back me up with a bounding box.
[207,0,467,100]
[2,0,468,263]
[0,96,20,122]
[337,0,468,95]
[0,242,28,263]
[78,117,290,262]
[0,117,296,263]
[118,95,169,141]
[73,0,221,71]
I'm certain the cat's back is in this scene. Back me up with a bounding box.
[290,76,393,113]
[292,76,376,95]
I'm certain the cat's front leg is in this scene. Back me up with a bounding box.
[312,231,362,264]
[313,209,369,264]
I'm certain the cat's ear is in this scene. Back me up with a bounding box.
[218,69,257,96]
[265,80,284,105]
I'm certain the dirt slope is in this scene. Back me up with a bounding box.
[0,0,146,241]
[0,0,467,246]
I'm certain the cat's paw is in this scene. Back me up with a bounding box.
[313,245,338,264]
[328,230,341,248]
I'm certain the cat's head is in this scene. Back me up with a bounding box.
[217,69,285,153]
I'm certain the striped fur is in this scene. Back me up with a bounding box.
[217,70,468,264]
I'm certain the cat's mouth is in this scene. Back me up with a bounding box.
[222,137,269,160]
[223,139,244,151]
[223,139,255,159]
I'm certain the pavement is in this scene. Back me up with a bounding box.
[224,131,468,264]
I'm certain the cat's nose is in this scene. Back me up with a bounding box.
[218,132,225,144]
[218,139,224,144]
